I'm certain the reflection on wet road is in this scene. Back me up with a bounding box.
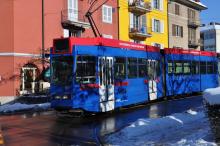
[0,96,204,145]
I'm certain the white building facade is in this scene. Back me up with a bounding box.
[201,22,220,53]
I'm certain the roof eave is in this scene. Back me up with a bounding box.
[174,0,207,10]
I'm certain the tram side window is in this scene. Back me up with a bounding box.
[76,56,96,84]
[138,58,147,78]
[114,57,126,79]
[207,62,214,74]
[168,61,174,74]
[183,62,191,74]
[174,61,183,74]
[214,62,218,74]
[156,60,160,77]
[191,61,199,74]
[128,58,138,78]
[200,62,206,74]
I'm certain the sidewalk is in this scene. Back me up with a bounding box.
[0,93,51,115]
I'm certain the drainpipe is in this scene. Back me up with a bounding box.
[167,0,170,48]
[117,0,120,40]
[42,0,45,71]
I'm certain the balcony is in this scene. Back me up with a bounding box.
[129,26,152,40]
[188,19,200,28]
[128,0,152,15]
[61,9,90,31]
[188,39,201,48]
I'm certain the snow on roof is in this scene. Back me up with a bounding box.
[203,87,220,105]
[201,24,220,32]
[105,109,216,145]
[188,0,207,9]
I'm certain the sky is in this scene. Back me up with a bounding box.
[200,0,220,24]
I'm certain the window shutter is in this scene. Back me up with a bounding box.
[181,26,183,37]
[160,0,163,11]
[160,20,164,33]
[130,13,134,29]
[102,6,105,22]
[109,7,112,23]
[152,18,155,32]
[172,24,175,36]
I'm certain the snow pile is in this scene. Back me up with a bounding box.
[203,87,220,105]
[0,103,51,113]
[105,109,216,146]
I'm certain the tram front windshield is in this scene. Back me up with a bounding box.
[51,56,73,86]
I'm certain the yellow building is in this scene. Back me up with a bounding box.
[119,0,168,49]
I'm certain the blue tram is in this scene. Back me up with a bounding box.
[164,48,218,96]
[50,37,218,113]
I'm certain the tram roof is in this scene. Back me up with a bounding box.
[164,48,217,57]
[67,37,160,53]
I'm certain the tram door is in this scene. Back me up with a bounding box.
[148,60,157,101]
[99,57,115,112]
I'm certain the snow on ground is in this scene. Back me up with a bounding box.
[203,87,220,105]
[105,109,216,146]
[0,103,51,113]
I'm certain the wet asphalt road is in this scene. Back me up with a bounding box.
[0,96,206,146]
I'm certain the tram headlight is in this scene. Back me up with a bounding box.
[63,95,69,99]
[55,96,61,99]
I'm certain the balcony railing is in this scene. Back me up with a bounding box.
[188,19,200,27]
[188,39,201,48]
[129,26,152,40]
[61,9,90,30]
[128,0,152,15]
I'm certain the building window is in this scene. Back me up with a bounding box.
[68,0,78,21]
[152,19,164,33]
[188,8,195,20]
[102,5,112,24]
[189,28,196,42]
[175,4,180,15]
[172,24,183,37]
[130,13,147,35]
[153,0,163,10]
[153,43,164,49]
[204,32,215,40]
[102,34,113,39]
